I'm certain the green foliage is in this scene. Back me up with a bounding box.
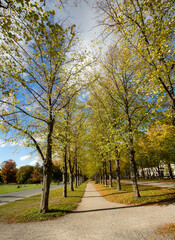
[97,0,175,124]
[135,124,175,169]
[16,165,34,184]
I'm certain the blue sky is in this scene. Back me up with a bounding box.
[0,139,40,168]
[0,1,98,169]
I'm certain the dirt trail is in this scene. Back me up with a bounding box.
[0,181,174,240]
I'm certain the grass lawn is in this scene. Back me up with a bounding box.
[93,182,175,206]
[0,182,60,194]
[0,182,87,224]
[0,183,44,194]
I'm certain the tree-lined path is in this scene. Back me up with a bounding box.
[1,182,175,240]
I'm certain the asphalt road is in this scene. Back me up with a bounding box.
[0,184,63,205]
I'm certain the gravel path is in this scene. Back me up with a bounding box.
[0,181,175,240]
[0,185,63,205]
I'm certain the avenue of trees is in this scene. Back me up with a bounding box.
[0,0,174,212]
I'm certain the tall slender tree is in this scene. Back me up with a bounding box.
[0,1,86,212]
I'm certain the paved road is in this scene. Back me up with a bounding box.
[121,180,175,189]
[0,184,63,205]
[0,182,174,240]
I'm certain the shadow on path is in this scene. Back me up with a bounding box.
[48,204,142,215]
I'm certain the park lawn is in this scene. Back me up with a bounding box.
[0,182,59,194]
[93,182,175,206]
[0,182,87,223]
[0,184,43,194]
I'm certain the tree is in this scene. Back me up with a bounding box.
[136,124,175,179]
[1,159,17,183]
[0,1,87,213]
[16,165,34,184]
[31,163,43,183]
[97,0,175,126]
[93,46,156,197]
[54,94,88,195]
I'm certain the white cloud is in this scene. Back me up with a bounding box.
[0,141,7,148]
[20,155,32,161]
[29,155,41,166]
[29,160,39,166]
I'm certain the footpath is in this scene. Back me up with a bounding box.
[0,181,175,240]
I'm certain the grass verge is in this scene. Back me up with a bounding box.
[0,182,59,194]
[0,182,87,224]
[0,184,43,194]
[93,182,175,206]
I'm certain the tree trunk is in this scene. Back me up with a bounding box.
[109,160,112,187]
[68,145,74,191]
[102,162,105,185]
[63,145,67,197]
[115,147,121,191]
[104,160,107,186]
[39,122,53,213]
[75,158,78,188]
[78,167,80,186]
[129,147,140,198]
[168,163,174,179]
[39,160,52,213]
[100,169,102,184]
[74,145,78,188]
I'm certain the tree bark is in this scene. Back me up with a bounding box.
[78,167,80,186]
[115,147,121,191]
[39,121,53,213]
[168,163,174,179]
[39,160,52,213]
[102,162,105,185]
[63,145,67,197]
[129,147,140,198]
[109,160,112,187]
[104,160,107,186]
[68,145,74,191]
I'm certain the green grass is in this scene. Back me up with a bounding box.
[0,182,87,224]
[93,182,175,206]
[0,182,60,194]
[0,183,44,194]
